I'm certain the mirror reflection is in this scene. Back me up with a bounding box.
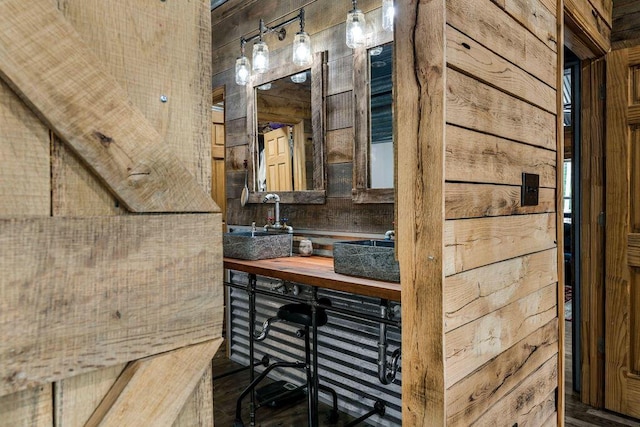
[369,42,393,189]
[255,71,312,192]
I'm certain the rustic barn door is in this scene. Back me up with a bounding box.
[605,45,640,419]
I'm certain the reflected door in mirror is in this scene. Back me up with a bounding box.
[264,127,293,191]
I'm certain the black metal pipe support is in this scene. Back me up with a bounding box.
[343,400,386,427]
[224,281,401,327]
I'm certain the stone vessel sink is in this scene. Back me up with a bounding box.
[223,231,292,260]
[333,240,400,283]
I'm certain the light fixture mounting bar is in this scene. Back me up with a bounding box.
[240,8,306,46]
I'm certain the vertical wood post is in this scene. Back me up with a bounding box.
[396,0,446,424]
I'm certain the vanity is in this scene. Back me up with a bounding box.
[224,252,402,426]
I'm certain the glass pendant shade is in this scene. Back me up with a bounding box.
[382,0,394,32]
[346,8,366,48]
[252,41,269,73]
[290,71,307,83]
[235,56,250,85]
[292,31,313,66]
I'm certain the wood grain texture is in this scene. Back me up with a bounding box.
[445,249,558,332]
[494,0,558,52]
[0,0,216,213]
[327,163,353,198]
[0,214,223,397]
[54,364,126,427]
[326,128,353,164]
[86,339,222,427]
[0,385,52,427]
[227,195,394,233]
[565,0,611,56]
[447,320,558,425]
[447,69,556,151]
[445,125,556,188]
[447,0,556,87]
[445,183,555,219]
[327,55,354,96]
[444,213,557,276]
[0,79,50,217]
[326,91,353,131]
[446,283,557,387]
[396,0,446,424]
[612,0,640,50]
[474,357,558,427]
[605,46,640,419]
[173,364,214,427]
[580,57,606,409]
[58,0,213,194]
[446,25,556,114]
[605,46,629,417]
[52,136,123,217]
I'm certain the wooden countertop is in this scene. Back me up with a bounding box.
[223,256,401,301]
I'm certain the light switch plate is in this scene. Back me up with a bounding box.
[521,173,539,206]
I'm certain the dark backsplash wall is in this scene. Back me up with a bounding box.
[211,0,394,233]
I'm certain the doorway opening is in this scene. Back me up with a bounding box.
[563,47,581,398]
[212,86,226,226]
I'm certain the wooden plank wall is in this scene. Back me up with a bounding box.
[443,0,561,425]
[211,0,395,233]
[612,0,640,50]
[0,1,221,425]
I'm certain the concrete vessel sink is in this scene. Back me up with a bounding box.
[333,240,400,282]
[223,231,292,260]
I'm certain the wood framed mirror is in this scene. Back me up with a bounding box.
[353,33,394,204]
[246,51,327,204]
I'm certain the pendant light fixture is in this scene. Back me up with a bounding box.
[382,0,394,32]
[346,0,366,48]
[252,19,269,74]
[235,8,312,85]
[292,8,313,67]
[235,41,250,86]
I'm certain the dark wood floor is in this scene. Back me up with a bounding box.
[213,323,640,426]
[212,343,357,426]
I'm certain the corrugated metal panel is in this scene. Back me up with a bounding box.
[228,270,402,426]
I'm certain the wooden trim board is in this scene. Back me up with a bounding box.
[396,0,447,424]
[0,214,223,397]
[86,339,222,427]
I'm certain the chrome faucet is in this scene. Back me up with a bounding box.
[384,230,395,240]
[262,193,293,233]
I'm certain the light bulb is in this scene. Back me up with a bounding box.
[382,0,394,32]
[235,56,250,86]
[292,32,313,66]
[252,41,269,73]
[346,8,366,48]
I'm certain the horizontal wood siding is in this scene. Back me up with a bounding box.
[612,0,640,50]
[444,0,560,424]
[212,1,394,233]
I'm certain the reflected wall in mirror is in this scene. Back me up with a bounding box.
[246,51,327,204]
[353,37,394,204]
[369,42,393,189]
[255,71,312,192]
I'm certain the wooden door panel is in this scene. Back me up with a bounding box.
[264,127,292,191]
[605,45,640,419]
